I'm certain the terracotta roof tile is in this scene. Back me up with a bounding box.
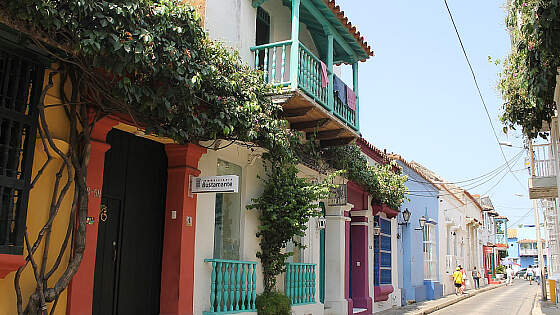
[324,0,374,60]
[356,137,391,165]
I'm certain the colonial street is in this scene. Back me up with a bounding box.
[433,280,539,314]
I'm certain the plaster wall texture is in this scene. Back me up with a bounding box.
[324,203,352,315]
[437,193,466,295]
[480,211,495,246]
[0,70,73,315]
[508,237,519,258]
[395,162,439,304]
[192,144,326,314]
[462,200,483,288]
[203,0,319,70]
[437,192,485,293]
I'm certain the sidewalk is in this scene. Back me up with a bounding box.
[376,283,506,315]
[532,285,560,315]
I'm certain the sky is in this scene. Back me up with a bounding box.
[337,0,536,226]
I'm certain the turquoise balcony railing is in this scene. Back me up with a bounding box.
[204,259,258,314]
[285,263,316,305]
[251,41,358,131]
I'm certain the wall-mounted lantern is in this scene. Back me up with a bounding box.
[415,215,427,231]
[373,222,381,236]
[419,216,427,229]
[398,208,411,226]
[317,217,327,230]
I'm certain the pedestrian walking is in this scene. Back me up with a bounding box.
[506,266,514,286]
[534,265,541,285]
[460,265,467,293]
[453,267,463,295]
[527,265,534,285]
[472,266,481,289]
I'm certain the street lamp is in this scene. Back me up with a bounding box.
[419,216,427,229]
[399,208,411,226]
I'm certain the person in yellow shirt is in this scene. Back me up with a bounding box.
[453,267,463,295]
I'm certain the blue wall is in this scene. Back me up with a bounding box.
[508,226,548,269]
[507,237,519,259]
[396,161,442,304]
[520,256,536,269]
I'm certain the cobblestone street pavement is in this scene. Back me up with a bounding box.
[433,279,539,314]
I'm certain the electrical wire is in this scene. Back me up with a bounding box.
[405,149,525,196]
[405,149,525,186]
[508,208,536,227]
[443,0,527,192]
[405,151,522,194]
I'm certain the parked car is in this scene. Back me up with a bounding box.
[516,268,527,279]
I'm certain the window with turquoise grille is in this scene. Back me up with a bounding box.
[374,216,392,286]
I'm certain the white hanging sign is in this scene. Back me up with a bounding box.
[191,175,239,194]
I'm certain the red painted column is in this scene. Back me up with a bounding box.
[67,117,118,315]
[160,144,206,315]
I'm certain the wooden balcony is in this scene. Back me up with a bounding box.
[251,40,359,146]
[529,143,559,199]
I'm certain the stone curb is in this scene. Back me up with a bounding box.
[409,283,507,315]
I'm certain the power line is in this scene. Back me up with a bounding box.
[405,149,525,195]
[508,208,536,227]
[411,149,524,192]
[442,0,527,192]
[405,149,525,187]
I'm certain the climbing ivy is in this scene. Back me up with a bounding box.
[2,0,409,307]
[248,138,336,292]
[4,0,284,145]
[498,0,560,138]
[322,144,408,210]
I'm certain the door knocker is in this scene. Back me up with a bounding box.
[100,204,108,222]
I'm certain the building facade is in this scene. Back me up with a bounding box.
[408,163,487,295]
[347,139,402,314]
[507,225,549,269]
[0,1,375,314]
[389,156,443,305]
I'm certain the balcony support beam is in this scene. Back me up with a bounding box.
[291,118,329,131]
[307,129,345,140]
[327,32,334,112]
[320,137,355,148]
[290,0,301,90]
[282,106,314,118]
[352,62,360,130]
[301,0,357,62]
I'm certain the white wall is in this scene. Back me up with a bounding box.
[193,144,326,314]
[204,0,320,67]
[437,192,465,295]
[193,143,265,315]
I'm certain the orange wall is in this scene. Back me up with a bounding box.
[0,69,74,315]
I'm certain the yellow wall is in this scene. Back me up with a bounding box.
[0,69,74,315]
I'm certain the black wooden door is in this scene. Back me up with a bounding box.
[93,129,167,315]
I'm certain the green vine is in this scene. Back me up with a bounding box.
[322,144,408,210]
[2,0,409,307]
[498,0,560,138]
[248,139,336,293]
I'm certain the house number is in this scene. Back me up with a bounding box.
[87,186,102,198]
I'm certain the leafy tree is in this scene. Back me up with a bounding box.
[499,0,560,138]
